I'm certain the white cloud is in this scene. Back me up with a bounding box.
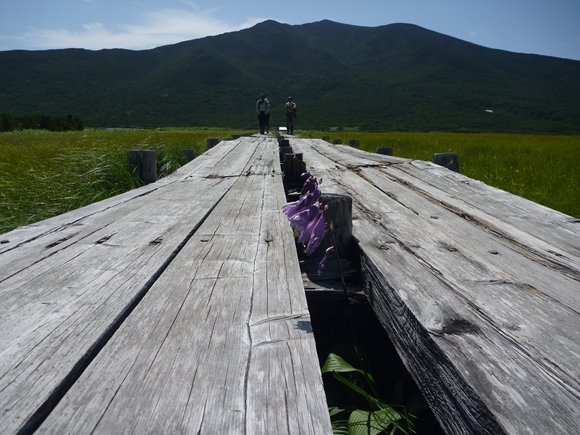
[467,29,495,42]
[13,9,265,51]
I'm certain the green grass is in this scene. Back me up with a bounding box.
[2,129,579,235]
[0,128,246,234]
[303,131,580,219]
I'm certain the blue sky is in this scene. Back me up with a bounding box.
[1,0,579,60]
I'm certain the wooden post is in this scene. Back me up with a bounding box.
[332,139,342,145]
[293,153,305,182]
[183,149,196,162]
[347,140,360,148]
[282,153,307,188]
[279,146,293,164]
[376,147,393,156]
[283,153,295,180]
[312,193,353,259]
[433,152,460,172]
[206,138,220,148]
[127,150,156,185]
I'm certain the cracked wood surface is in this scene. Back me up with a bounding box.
[291,138,580,435]
[0,136,331,435]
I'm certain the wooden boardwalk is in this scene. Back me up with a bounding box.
[2,135,580,435]
[0,136,331,435]
[290,138,580,435]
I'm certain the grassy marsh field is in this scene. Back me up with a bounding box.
[0,128,245,234]
[1,129,579,234]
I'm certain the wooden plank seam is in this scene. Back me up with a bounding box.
[14,187,232,435]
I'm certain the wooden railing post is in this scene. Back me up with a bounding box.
[127,150,156,184]
[278,135,290,147]
[433,152,460,172]
[312,193,352,258]
[206,138,220,148]
[279,145,293,164]
[183,149,196,162]
[376,147,393,155]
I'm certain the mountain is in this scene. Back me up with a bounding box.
[1,20,579,133]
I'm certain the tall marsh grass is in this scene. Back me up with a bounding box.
[304,131,580,219]
[2,129,579,234]
[0,128,245,234]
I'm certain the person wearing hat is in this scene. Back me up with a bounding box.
[284,96,297,135]
[256,93,271,134]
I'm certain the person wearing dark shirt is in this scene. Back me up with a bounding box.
[256,93,271,134]
[284,96,297,135]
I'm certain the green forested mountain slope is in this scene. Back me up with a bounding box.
[1,20,579,133]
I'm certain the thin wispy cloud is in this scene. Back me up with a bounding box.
[12,9,264,51]
[466,29,494,39]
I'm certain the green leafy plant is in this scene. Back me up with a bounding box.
[322,352,415,435]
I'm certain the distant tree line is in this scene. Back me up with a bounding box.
[0,114,84,132]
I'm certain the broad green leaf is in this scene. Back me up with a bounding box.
[322,353,376,385]
[348,409,403,435]
[332,372,384,410]
[322,353,360,373]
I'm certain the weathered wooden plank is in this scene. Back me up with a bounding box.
[358,232,507,435]
[359,229,580,435]
[390,159,580,259]
[287,138,580,434]
[0,137,256,254]
[37,173,331,435]
[291,139,385,170]
[0,180,170,263]
[0,138,241,276]
[248,173,330,434]
[0,137,280,284]
[335,167,580,349]
[293,137,580,253]
[175,137,245,178]
[182,136,277,178]
[346,174,580,433]
[1,137,314,434]
[358,167,580,309]
[243,136,283,176]
[317,140,411,164]
[0,176,236,434]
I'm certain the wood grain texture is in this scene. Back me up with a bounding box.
[291,137,580,435]
[1,137,331,435]
[37,172,330,435]
[6,134,579,435]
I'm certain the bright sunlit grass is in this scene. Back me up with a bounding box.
[0,128,245,234]
[2,129,579,235]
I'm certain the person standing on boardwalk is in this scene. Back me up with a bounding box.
[285,96,297,135]
[256,93,271,134]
